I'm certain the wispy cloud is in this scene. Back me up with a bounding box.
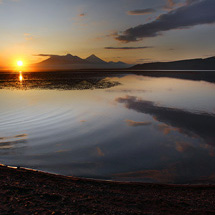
[116,0,215,42]
[125,120,151,127]
[175,141,194,152]
[96,147,104,157]
[163,0,177,10]
[24,33,34,41]
[127,8,156,15]
[79,12,87,17]
[104,46,153,50]
[34,54,56,57]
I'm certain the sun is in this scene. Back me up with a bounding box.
[17,60,23,67]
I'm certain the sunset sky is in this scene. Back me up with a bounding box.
[0,0,215,69]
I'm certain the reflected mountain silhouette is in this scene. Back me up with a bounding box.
[133,70,215,84]
[131,57,215,71]
[116,96,215,145]
[0,72,121,90]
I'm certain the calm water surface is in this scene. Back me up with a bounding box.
[0,71,215,184]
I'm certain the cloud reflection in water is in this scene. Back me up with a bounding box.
[0,134,28,154]
[116,95,215,145]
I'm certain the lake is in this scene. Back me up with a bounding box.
[0,71,215,184]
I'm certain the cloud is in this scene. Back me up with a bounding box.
[104,46,153,50]
[116,0,215,42]
[163,0,177,10]
[186,0,201,5]
[79,13,87,17]
[127,8,156,15]
[175,141,194,152]
[24,33,34,41]
[157,124,176,135]
[95,31,118,41]
[163,0,196,10]
[96,147,104,157]
[34,54,57,57]
[125,120,151,127]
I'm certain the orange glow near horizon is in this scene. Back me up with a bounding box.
[11,59,31,72]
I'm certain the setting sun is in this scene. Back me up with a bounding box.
[17,60,23,67]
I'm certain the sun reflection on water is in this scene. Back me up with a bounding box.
[19,71,23,82]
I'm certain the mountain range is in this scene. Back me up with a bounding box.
[130,57,215,70]
[33,54,131,70]
[33,55,215,71]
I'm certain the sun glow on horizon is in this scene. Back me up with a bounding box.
[17,60,23,67]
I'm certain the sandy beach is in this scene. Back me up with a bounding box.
[0,165,215,214]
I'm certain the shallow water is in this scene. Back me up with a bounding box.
[0,71,215,184]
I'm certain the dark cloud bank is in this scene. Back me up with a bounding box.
[116,0,215,42]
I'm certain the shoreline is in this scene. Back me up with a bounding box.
[1,165,215,214]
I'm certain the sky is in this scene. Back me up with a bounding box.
[0,0,215,69]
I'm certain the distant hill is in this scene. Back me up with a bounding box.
[38,54,88,65]
[33,54,131,71]
[85,54,107,64]
[130,57,215,70]
[108,61,129,68]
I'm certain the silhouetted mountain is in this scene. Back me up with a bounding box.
[33,54,130,70]
[108,61,129,68]
[37,54,88,65]
[131,57,215,70]
[85,54,107,64]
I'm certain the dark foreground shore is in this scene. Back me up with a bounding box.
[1,165,215,215]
